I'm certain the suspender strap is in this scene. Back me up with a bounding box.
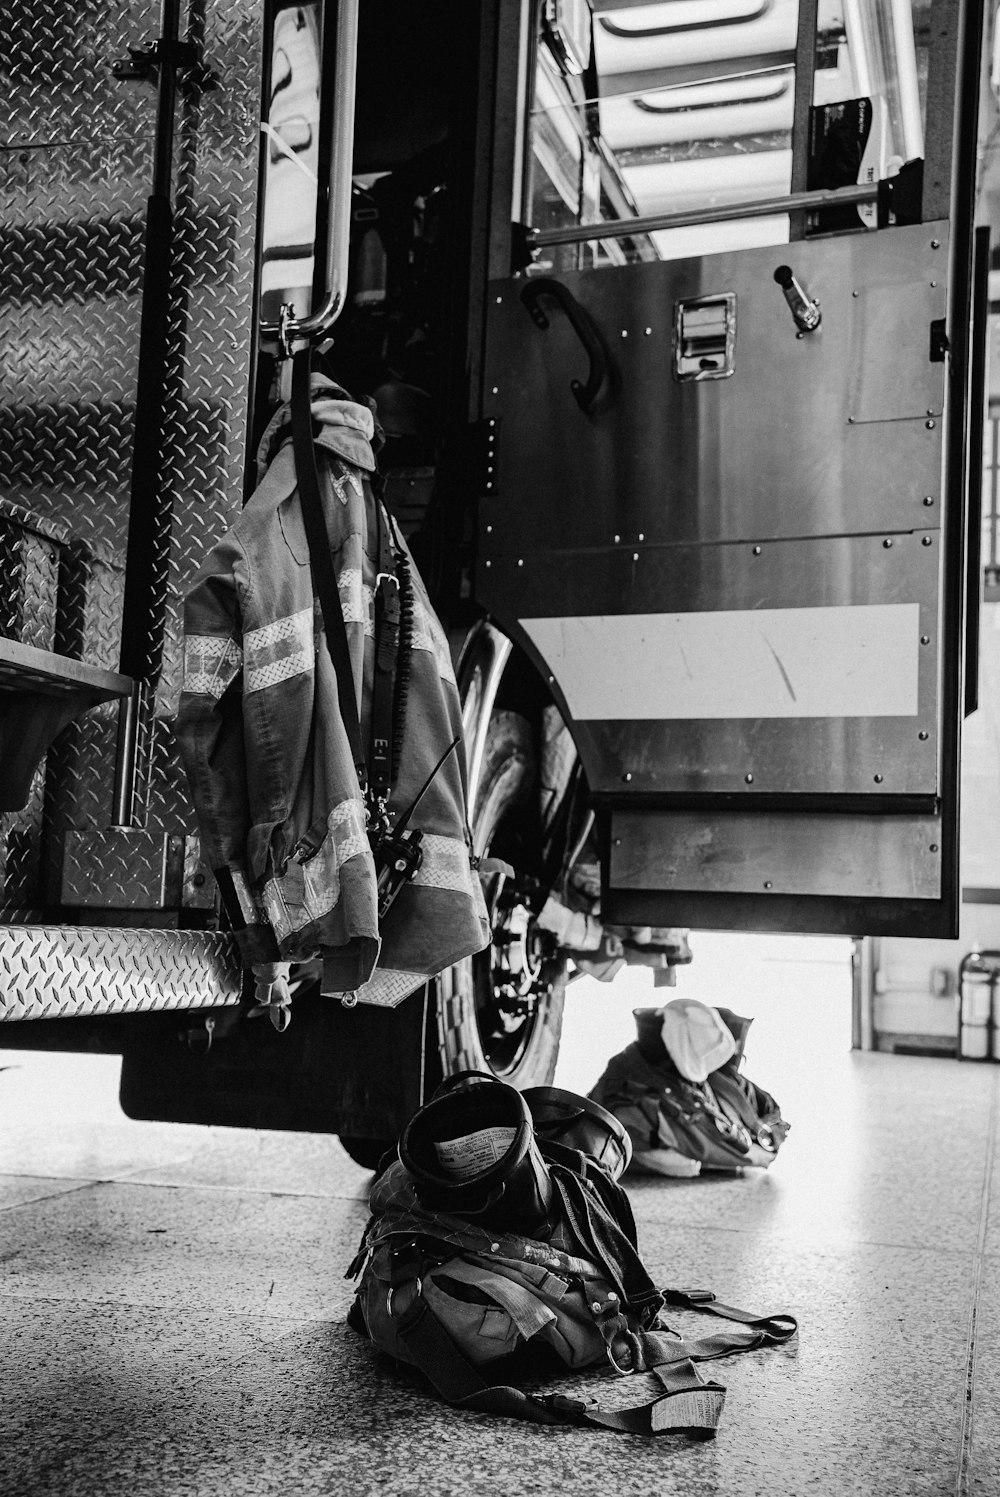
[290,346,368,793]
[659,1287,798,1344]
[385,1245,726,1437]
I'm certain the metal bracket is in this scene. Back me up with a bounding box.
[111,38,218,91]
[929,318,950,363]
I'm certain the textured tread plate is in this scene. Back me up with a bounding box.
[0,926,241,1021]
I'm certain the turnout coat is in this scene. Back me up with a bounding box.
[176,378,489,1006]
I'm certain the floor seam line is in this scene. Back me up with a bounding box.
[955,1065,998,1497]
[0,1179,100,1209]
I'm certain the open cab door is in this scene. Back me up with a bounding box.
[476,0,987,937]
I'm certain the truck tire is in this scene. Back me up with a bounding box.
[432,705,567,1088]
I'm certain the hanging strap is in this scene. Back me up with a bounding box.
[659,1287,797,1344]
[369,492,401,825]
[290,346,369,795]
[384,1244,727,1437]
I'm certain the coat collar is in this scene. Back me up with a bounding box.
[255,374,378,482]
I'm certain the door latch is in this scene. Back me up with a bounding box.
[673,293,736,381]
[773,265,821,334]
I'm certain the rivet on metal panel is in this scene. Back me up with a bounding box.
[744,773,754,784]
[613,838,622,846]
[925,420,936,429]
[486,525,493,534]
[644,327,652,335]
[923,496,935,506]
[492,386,499,394]
[496,296,503,304]
[614,534,621,542]
[764,881,772,889]
[874,774,883,783]
[922,536,933,546]
[622,772,633,782]
[753,545,762,556]
[847,416,855,424]
[621,329,628,338]
[486,560,492,568]
[930,844,939,853]
[852,290,859,297]
[931,240,940,249]
[518,558,524,567]
[921,635,930,645]
[930,281,937,288]
[632,553,639,561]
[638,532,644,541]
[883,539,893,548]
[919,731,929,740]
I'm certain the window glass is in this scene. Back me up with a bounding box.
[526,0,929,265]
[807,0,929,231]
[260,3,322,324]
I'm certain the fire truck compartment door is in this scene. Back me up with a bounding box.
[477,224,971,938]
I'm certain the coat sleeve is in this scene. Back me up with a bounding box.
[175,536,280,964]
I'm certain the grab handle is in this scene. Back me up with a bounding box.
[520,277,608,414]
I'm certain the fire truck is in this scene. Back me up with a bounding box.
[0,0,986,1159]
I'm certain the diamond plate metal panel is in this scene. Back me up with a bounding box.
[0,510,59,649]
[0,926,241,1021]
[1,1,159,149]
[61,828,186,908]
[45,709,120,824]
[0,135,154,252]
[67,549,125,674]
[143,712,198,835]
[0,0,264,930]
[0,768,47,914]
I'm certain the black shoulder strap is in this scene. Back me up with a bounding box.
[369,491,401,820]
[290,345,368,794]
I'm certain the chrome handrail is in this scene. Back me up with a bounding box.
[259,0,359,346]
[527,182,881,248]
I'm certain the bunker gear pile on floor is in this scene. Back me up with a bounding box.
[590,1002,790,1176]
[347,1073,798,1436]
[176,374,489,1006]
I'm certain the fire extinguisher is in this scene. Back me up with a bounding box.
[957,949,1000,1060]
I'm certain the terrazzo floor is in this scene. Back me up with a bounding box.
[2,936,998,1497]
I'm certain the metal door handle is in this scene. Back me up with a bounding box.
[260,0,360,345]
[520,277,608,413]
[773,265,821,333]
